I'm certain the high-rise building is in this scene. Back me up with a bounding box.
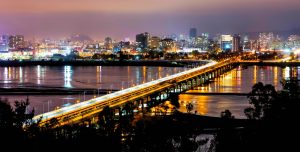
[219,35,233,51]
[136,32,150,49]
[287,35,300,49]
[258,32,274,51]
[9,35,24,50]
[189,28,197,39]
[104,37,113,50]
[201,33,209,50]
[149,36,161,49]
[242,35,251,51]
[232,34,241,52]
[0,35,10,51]
[194,37,203,48]
[161,38,176,52]
[0,35,10,44]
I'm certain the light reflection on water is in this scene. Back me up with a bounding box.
[0,66,185,114]
[0,66,185,89]
[0,65,299,117]
[64,66,72,88]
[178,66,299,118]
[178,95,248,118]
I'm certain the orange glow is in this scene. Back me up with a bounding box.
[253,66,257,84]
[178,94,208,115]
[274,67,278,88]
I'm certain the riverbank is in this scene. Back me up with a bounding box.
[239,61,300,66]
[0,59,205,67]
[0,87,117,95]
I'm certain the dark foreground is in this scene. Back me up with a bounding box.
[0,112,298,152]
[0,82,299,152]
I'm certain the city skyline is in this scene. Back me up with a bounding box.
[0,0,300,39]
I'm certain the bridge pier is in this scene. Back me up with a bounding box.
[35,60,240,126]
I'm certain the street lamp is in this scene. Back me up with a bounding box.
[110,84,113,93]
[47,100,52,112]
[83,91,86,101]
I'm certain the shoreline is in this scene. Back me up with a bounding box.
[0,88,117,95]
[0,60,205,67]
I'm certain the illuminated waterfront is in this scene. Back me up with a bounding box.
[178,66,299,118]
[0,66,186,114]
[0,66,185,89]
[0,65,299,117]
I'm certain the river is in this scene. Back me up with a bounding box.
[0,65,298,117]
[178,66,299,118]
[0,66,186,114]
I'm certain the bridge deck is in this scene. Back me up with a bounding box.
[33,59,235,125]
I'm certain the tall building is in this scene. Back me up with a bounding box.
[258,32,274,51]
[136,32,150,49]
[232,34,241,52]
[9,35,24,50]
[149,36,161,49]
[201,33,209,50]
[194,37,203,48]
[242,35,251,51]
[189,28,197,39]
[287,35,300,49]
[104,37,113,50]
[161,38,176,52]
[219,35,233,51]
[0,35,10,51]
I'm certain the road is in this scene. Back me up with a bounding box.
[33,59,236,126]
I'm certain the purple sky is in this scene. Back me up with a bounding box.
[0,0,300,40]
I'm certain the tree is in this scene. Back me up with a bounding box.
[98,106,115,135]
[192,50,200,58]
[14,97,35,128]
[122,102,134,117]
[0,98,35,150]
[246,82,277,119]
[244,107,255,120]
[186,103,194,113]
[281,79,299,97]
[221,109,234,119]
[170,94,180,109]
[0,98,14,128]
[0,97,34,129]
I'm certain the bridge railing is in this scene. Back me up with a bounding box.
[33,59,237,126]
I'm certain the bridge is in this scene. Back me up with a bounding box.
[33,58,238,126]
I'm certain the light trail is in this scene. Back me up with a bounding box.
[33,60,220,124]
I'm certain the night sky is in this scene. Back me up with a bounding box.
[0,0,300,39]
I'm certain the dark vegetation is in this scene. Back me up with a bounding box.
[0,80,299,151]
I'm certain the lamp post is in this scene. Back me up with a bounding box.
[47,100,52,112]
[83,91,86,101]
[110,84,113,93]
